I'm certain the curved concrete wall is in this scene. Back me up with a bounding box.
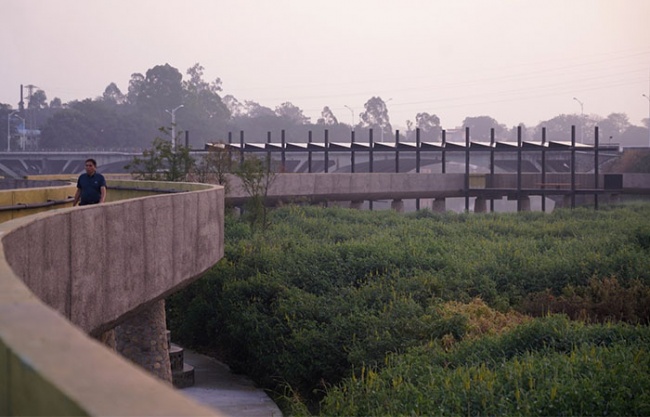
[0,180,224,416]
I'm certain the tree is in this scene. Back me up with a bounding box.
[317,106,338,125]
[620,125,649,147]
[40,97,150,150]
[193,143,233,189]
[130,64,184,118]
[223,94,247,118]
[244,100,275,118]
[182,63,229,122]
[179,63,230,146]
[359,96,392,139]
[275,102,310,125]
[40,108,95,149]
[462,116,507,141]
[127,72,145,105]
[234,153,277,230]
[125,129,195,181]
[595,113,630,143]
[102,82,126,105]
[415,112,442,140]
[28,90,48,109]
[534,114,585,142]
[49,97,63,109]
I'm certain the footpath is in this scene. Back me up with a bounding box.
[179,349,283,417]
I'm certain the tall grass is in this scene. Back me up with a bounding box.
[167,202,650,415]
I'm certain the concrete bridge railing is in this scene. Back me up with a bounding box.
[0,180,224,416]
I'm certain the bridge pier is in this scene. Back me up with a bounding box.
[391,199,404,212]
[474,197,487,213]
[350,200,364,210]
[518,196,531,212]
[431,198,446,213]
[115,300,172,384]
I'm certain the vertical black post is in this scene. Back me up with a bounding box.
[369,128,374,210]
[369,128,374,173]
[395,130,400,173]
[571,125,576,209]
[227,131,233,171]
[324,129,329,173]
[416,128,421,210]
[281,129,286,170]
[266,131,272,171]
[441,129,447,174]
[465,127,470,212]
[185,131,189,148]
[594,126,599,210]
[416,128,421,173]
[490,128,495,212]
[239,130,245,167]
[351,130,355,173]
[517,125,522,212]
[541,127,547,212]
[308,130,313,173]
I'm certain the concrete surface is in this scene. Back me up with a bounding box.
[181,349,283,417]
[2,180,225,336]
[1,180,226,416]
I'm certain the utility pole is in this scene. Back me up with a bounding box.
[18,84,24,112]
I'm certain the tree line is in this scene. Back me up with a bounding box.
[1,62,649,151]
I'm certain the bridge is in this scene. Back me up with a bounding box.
[0,128,622,180]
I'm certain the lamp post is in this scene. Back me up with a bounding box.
[13,114,26,151]
[344,105,354,130]
[642,94,650,147]
[573,97,584,144]
[7,111,17,152]
[166,104,184,150]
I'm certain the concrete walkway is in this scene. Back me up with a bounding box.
[179,349,283,417]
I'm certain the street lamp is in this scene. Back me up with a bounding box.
[166,104,184,150]
[573,97,584,144]
[641,94,650,147]
[344,105,354,129]
[7,111,17,152]
[13,114,26,151]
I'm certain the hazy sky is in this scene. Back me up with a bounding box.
[2,0,650,131]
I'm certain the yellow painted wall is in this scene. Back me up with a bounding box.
[0,179,211,224]
[0,185,76,223]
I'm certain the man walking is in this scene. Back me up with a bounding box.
[73,158,107,206]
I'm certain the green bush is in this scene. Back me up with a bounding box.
[166,202,650,414]
[322,316,650,416]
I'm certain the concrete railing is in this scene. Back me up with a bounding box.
[225,172,468,205]
[0,180,225,416]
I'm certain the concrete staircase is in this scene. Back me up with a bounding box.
[166,331,195,388]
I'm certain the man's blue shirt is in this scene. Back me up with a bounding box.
[77,172,106,205]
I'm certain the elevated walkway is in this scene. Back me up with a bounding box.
[0,180,225,416]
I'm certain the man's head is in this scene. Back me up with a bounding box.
[85,159,97,176]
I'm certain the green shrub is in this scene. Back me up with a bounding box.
[166,202,650,414]
[322,316,650,416]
